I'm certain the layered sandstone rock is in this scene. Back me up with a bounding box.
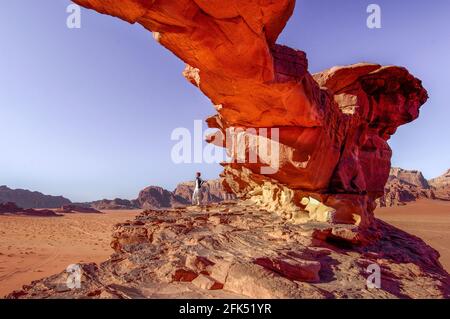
[7,203,449,299]
[72,0,428,238]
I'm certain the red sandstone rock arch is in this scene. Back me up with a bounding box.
[73,0,428,242]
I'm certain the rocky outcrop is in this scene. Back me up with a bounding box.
[88,198,140,210]
[72,0,428,239]
[0,202,62,217]
[7,203,449,299]
[0,185,71,209]
[429,169,450,201]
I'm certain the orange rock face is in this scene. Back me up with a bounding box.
[73,0,428,237]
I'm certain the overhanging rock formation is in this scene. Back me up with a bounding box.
[73,0,428,241]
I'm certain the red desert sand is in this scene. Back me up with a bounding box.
[376,200,450,272]
[0,210,141,297]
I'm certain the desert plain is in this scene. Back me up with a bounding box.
[0,210,141,297]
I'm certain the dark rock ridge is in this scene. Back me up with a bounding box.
[56,205,102,214]
[0,185,71,209]
[0,202,62,217]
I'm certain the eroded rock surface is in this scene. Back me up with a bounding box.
[7,203,449,299]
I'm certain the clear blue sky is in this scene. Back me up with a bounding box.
[1,0,449,202]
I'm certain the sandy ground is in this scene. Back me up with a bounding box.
[376,199,450,273]
[0,210,141,297]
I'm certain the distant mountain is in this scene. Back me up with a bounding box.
[377,167,450,207]
[0,185,71,209]
[0,178,233,212]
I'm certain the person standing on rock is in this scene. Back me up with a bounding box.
[192,172,205,206]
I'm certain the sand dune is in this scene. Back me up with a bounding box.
[0,210,141,297]
[376,199,450,272]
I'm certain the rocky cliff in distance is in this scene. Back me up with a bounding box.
[429,169,450,200]
[378,167,450,207]
[0,185,71,209]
